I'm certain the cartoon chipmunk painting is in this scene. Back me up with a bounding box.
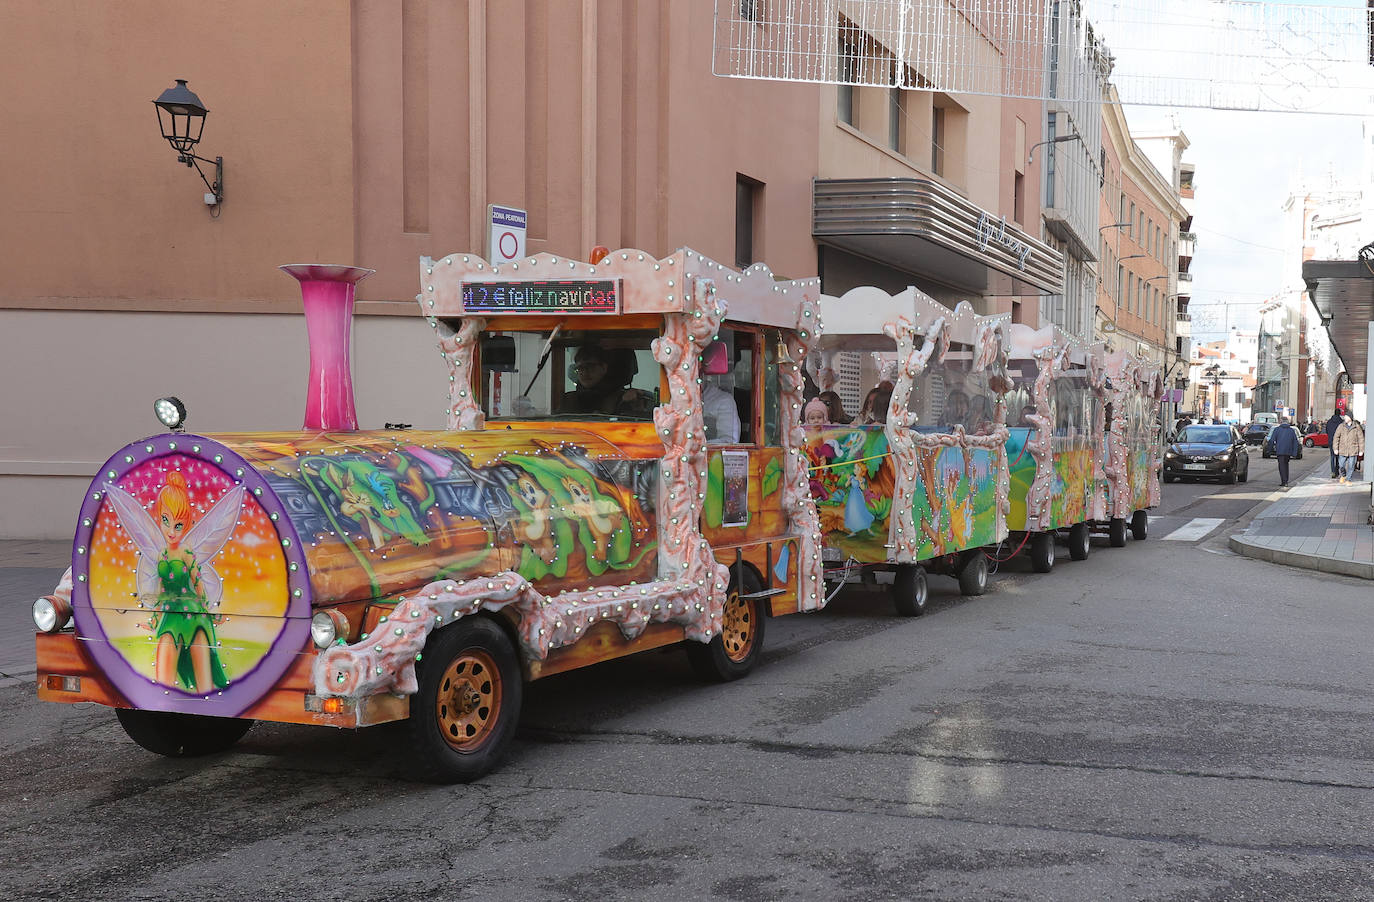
[560,474,624,560]
[505,472,558,564]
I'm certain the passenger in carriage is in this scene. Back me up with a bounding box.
[804,398,830,426]
[700,340,741,444]
[857,385,892,425]
[817,391,852,425]
[968,394,995,435]
[943,389,969,428]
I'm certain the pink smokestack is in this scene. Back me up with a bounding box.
[279,264,375,431]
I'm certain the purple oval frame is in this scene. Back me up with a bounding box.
[71,433,313,718]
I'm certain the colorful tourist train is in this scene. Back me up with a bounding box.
[30,248,1162,782]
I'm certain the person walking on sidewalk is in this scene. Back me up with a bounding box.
[1333,414,1365,483]
[1326,410,1344,478]
[1271,417,1301,487]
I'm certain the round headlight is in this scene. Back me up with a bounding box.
[153,396,187,430]
[311,610,349,649]
[32,595,72,633]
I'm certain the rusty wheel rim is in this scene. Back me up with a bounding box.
[720,587,756,663]
[435,648,502,751]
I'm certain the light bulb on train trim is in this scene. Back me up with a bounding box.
[154,396,187,431]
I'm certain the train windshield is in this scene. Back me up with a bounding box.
[478,328,660,421]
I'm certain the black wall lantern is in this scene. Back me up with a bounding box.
[153,79,224,206]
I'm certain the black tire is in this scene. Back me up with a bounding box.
[1239,461,1249,483]
[687,566,766,681]
[1226,466,1239,485]
[1029,532,1054,573]
[1068,522,1091,561]
[891,564,929,617]
[1303,437,1314,448]
[1108,517,1127,547]
[957,551,989,597]
[1130,509,1148,541]
[408,616,523,784]
[115,708,253,758]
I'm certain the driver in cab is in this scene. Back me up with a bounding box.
[560,343,655,419]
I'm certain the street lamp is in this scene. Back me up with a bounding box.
[1027,132,1085,164]
[152,79,224,207]
[1204,363,1223,420]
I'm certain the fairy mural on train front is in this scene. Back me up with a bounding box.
[803,425,894,562]
[86,455,290,697]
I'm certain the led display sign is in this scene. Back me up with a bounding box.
[461,279,619,314]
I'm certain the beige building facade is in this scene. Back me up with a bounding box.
[3,2,1058,538]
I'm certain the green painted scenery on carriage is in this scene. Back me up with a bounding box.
[909,444,1000,561]
[1005,427,1036,532]
[804,426,893,563]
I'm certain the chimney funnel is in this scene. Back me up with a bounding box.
[279,264,375,431]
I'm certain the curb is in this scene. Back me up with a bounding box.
[1228,533,1374,580]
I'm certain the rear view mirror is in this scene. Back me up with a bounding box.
[480,335,517,372]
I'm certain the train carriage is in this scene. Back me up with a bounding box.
[1100,349,1165,544]
[809,286,1011,614]
[1003,323,1108,570]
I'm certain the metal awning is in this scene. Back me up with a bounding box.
[1303,259,1374,384]
[814,178,1065,295]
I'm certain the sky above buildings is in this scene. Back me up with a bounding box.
[1106,0,1370,343]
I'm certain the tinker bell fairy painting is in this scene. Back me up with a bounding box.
[101,471,244,692]
[86,456,291,697]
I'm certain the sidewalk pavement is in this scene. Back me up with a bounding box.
[1229,467,1374,579]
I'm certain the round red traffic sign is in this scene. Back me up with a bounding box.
[497,230,519,260]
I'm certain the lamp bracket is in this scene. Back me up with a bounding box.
[176,151,224,205]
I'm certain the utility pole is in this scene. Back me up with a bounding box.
[1205,363,1223,421]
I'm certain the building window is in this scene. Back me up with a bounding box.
[888,87,903,153]
[1013,172,1025,225]
[736,174,761,268]
[838,33,859,126]
[931,105,945,175]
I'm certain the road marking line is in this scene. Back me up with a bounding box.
[1162,517,1226,542]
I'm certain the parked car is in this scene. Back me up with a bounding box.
[1262,427,1304,459]
[1303,427,1330,449]
[1163,424,1250,484]
[1242,422,1273,446]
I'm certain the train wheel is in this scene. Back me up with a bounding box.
[409,616,522,784]
[115,709,253,758]
[957,551,988,597]
[1068,522,1091,561]
[892,564,929,617]
[687,567,766,682]
[1108,517,1127,547]
[1130,509,1148,540]
[1029,533,1055,573]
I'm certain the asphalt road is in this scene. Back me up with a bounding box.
[4,451,1372,901]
